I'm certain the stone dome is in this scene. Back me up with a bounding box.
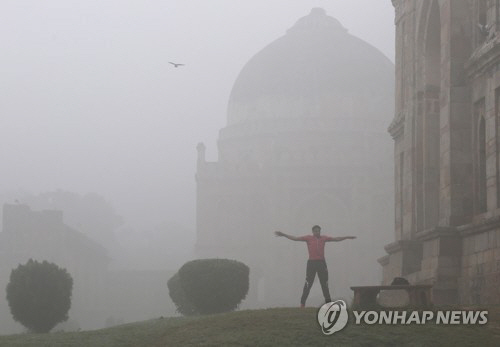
[226,8,394,126]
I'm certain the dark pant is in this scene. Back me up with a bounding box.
[300,259,331,305]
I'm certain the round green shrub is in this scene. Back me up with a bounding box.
[178,258,249,314]
[167,272,198,316]
[6,259,73,333]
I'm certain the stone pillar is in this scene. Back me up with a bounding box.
[439,0,473,227]
[380,240,423,285]
[416,227,462,304]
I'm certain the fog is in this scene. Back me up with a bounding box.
[0,0,394,229]
[0,0,395,332]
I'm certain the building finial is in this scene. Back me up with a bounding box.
[287,8,347,35]
[310,7,327,16]
[197,142,206,165]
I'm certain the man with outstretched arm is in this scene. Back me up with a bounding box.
[274,225,356,307]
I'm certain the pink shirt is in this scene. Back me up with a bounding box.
[298,235,334,260]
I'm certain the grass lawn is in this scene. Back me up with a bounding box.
[0,307,500,346]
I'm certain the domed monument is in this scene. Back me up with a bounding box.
[196,8,394,307]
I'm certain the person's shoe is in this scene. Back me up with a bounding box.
[300,304,305,308]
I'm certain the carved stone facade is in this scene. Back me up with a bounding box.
[381,0,500,305]
[196,9,394,306]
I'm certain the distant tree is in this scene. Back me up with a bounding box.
[169,258,249,315]
[6,259,73,333]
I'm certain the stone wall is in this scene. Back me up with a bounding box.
[381,0,500,305]
[459,225,500,304]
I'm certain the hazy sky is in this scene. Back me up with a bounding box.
[0,1,395,229]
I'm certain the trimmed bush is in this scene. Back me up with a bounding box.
[6,259,73,333]
[167,272,198,316]
[178,258,249,314]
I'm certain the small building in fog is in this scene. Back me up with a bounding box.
[196,8,394,306]
[0,204,109,333]
[381,0,500,305]
[0,203,174,333]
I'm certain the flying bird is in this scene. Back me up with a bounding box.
[169,62,185,68]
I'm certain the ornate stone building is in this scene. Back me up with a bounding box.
[196,9,394,306]
[381,0,500,305]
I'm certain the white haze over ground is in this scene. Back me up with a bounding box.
[0,0,394,233]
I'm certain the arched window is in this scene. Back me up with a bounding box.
[496,88,500,208]
[479,0,487,25]
[477,0,488,46]
[496,0,500,29]
[399,152,404,237]
[476,110,487,213]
